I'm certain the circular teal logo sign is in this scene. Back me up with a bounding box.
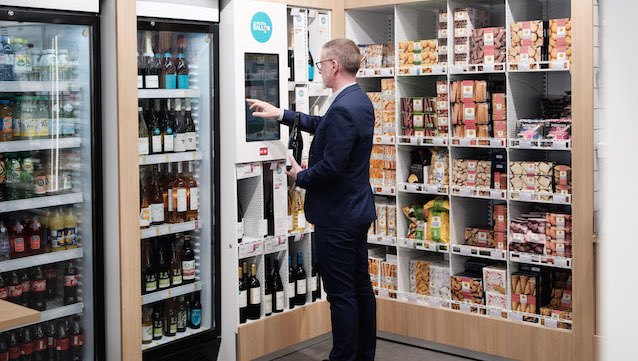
[299,90,304,96]
[321,17,326,24]
[251,12,272,43]
[276,167,282,174]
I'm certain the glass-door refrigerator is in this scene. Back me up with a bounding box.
[136,19,220,360]
[0,7,102,361]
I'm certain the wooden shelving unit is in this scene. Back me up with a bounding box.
[0,300,41,331]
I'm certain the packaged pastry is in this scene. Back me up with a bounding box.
[509,21,544,64]
[410,259,432,295]
[451,273,484,305]
[430,264,451,299]
[464,228,494,248]
[483,265,507,295]
[511,273,538,314]
[428,148,449,186]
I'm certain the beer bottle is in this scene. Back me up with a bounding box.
[181,235,195,284]
[189,293,201,329]
[9,217,26,259]
[164,299,177,337]
[28,214,43,256]
[177,296,187,333]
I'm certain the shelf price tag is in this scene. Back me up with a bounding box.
[460,303,471,313]
[483,64,495,72]
[543,318,558,328]
[490,190,504,199]
[459,187,474,197]
[518,63,530,71]
[432,138,446,146]
[553,194,569,204]
[490,139,504,147]
[518,192,533,201]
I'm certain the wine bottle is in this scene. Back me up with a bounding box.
[247,264,261,320]
[156,240,171,289]
[294,253,306,306]
[238,266,247,324]
[288,256,295,310]
[272,259,284,313]
[264,259,273,317]
[286,113,303,171]
[310,252,319,302]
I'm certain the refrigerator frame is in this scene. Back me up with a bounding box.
[0,6,105,361]
[136,18,222,360]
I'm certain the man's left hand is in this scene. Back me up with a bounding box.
[285,155,303,181]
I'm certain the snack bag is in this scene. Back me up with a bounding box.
[424,197,450,243]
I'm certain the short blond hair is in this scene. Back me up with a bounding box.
[322,38,361,75]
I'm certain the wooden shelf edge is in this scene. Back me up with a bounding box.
[0,300,41,331]
[238,301,331,361]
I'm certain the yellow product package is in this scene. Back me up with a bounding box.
[424,197,450,243]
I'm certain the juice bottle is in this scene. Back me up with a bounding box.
[40,209,51,253]
[64,206,78,250]
[20,152,35,199]
[28,213,43,256]
[0,100,13,141]
[49,207,65,252]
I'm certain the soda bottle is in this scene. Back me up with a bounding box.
[5,154,21,200]
[20,327,34,360]
[8,331,19,361]
[20,270,31,308]
[49,208,65,252]
[0,100,13,141]
[44,266,57,300]
[54,321,69,361]
[7,271,22,305]
[11,97,21,141]
[28,214,43,256]
[31,267,46,311]
[63,262,78,305]
[45,322,55,361]
[0,219,10,261]
[33,324,46,361]
[12,38,27,81]
[0,335,8,361]
[0,273,7,301]
[10,217,26,259]
[63,207,78,250]
[33,155,46,197]
[69,316,82,361]
[1,154,6,201]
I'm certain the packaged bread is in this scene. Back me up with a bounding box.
[424,197,450,243]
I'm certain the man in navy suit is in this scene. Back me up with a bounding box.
[247,38,377,361]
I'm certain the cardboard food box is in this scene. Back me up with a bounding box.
[430,264,451,299]
[511,273,538,314]
[451,272,484,305]
[483,265,507,295]
[365,44,384,69]
[471,27,506,65]
[486,291,508,309]
[549,18,572,64]
[493,204,507,232]
[492,93,506,121]
[464,228,495,248]
[509,21,544,64]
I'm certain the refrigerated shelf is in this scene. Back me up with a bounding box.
[137,89,201,99]
[2,302,84,332]
[139,151,202,165]
[142,281,204,305]
[0,81,81,93]
[0,248,84,273]
[0,137,82,153]
[142,327,209,351]
[0,192,84,214]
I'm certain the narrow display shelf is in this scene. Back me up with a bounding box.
[0,192,83,214]
[509,251,572,269]
[396,291,450,309]
[450,186,507,200]
[450,244,507,261]
[449,63,506,74]
[509,191,571,205]
[139,151,202,165]
[238,238,264,259]
[509,138,571,150]
[397,238,449,253]
[509,310,572,331]
[396,65,446,76]
[508,60,570,72]
[0,300,40,331]
[398,135,448,146]
[3,302,84,332]
[356,67,394,78]
[373,135,396,145]
[451,137,507,148]
[375,287,397,299]
[137,88,201,98]
[264,236,288,254]
[0,137,82,153]
[371,185,396,196]
[398,182,449,196]
[140,220,200,239]
[236,162,262,180]
[0,248,84,273]
[367,235,397,246]
[142,281,204,305]
[0,81,81,93]
[142,327,209,351]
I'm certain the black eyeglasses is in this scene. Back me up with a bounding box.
[315,59,335,70]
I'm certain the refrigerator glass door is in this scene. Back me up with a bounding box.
[0,20,96,360]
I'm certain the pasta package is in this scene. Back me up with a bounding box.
[424,197,450,243]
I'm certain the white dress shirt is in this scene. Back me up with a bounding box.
[279,82,358,120]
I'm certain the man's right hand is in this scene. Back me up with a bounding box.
[246,98,281,118]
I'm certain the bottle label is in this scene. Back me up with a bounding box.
[138,138,149,155]
[9,284,22,298]
[140,207,151,227]
[158,274,170,288]
[0,240,8,257]
[178,311,187,329]
[286,149,293,167]
[0,116,11,133]
[310,276,317,292]
[275,291,284,311]
[153,323,163,337]
[172,271,182,285]
[71,335,83,347]
[21,118,37,138]
[21,341,34,355]
[22,280,31,293]
[264,294,272,314]
[152,135,162,153]
[34,175,47,194]
[239,289,247,308]
[51,230,65,248]
[47,336,54,348]
[32,279,46,292]
[0,286,7,299]
[190,309,202,326]
[164,74,177,89]
[174,134,186,152]
[145,75,159,89]
[145,277,157,292]
[297,279,306,295]
[55,338,69,351]
[185,132,197,150]
[182,260,195,280]
[190,187,199,211]
[168,189,174,212]
[9,347,20,359]
[250,287,261,304]
[14,237,25,252]
[64,274,78,287]
[142,325,153,342]
[61,171,72,191]
[37,118,49,137]
[163,132,174,152]
[64,228,76,247]
[35,339,46,351]
[287,282,295,297]
[30,235,41,250]
[150,203,164,223]
[61,118,75,136]
[170,321,177,334]
[177,188,187,212]
[137,75,144,89]
[178,74,189,89]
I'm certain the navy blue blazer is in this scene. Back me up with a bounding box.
[282,83,377,228]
